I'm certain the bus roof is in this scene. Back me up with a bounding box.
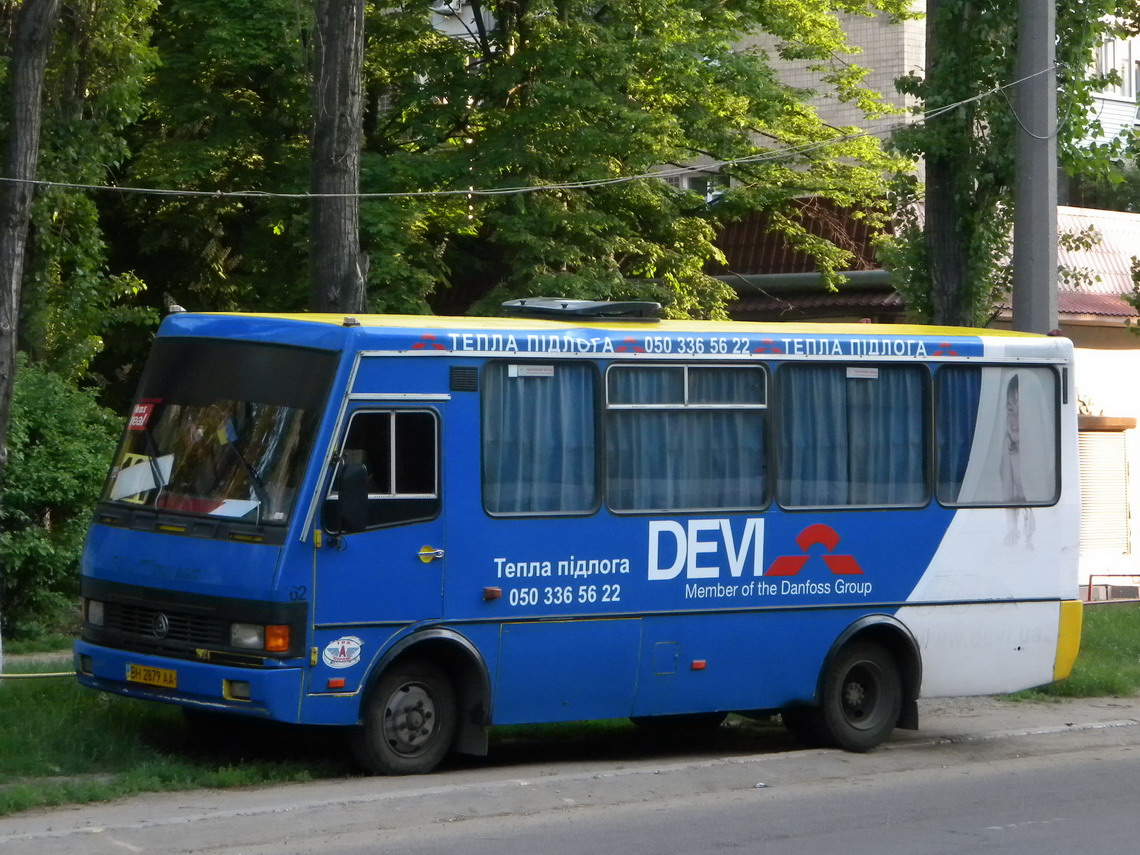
[155,311,1071,363]
[175,310,1045,340]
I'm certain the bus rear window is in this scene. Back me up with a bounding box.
[936,365,1059,506]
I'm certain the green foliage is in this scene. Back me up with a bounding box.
[1073,155,1140,212]
[351,1,915,316]
[13,0,163,382]
[121,0,314,314]
[0,358,121,639]
[881,0,1140,326]
[113,0,911,319]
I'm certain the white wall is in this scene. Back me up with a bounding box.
[1074,347,1140,588]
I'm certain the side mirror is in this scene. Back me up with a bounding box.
[330,461,370,534]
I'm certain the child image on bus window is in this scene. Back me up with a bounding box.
[954,366,1058,543]
[1000,375,1036,547]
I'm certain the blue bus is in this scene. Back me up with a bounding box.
[76,300,1082,773]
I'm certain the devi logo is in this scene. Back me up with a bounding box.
[766,524,863,576]
[648,518,765,580]
[764,523,873,597]
[647,519,874,599]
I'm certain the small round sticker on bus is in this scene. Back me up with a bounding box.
[322,636,363,669]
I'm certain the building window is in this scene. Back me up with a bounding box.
[1096,36,1137,100]
[1078,418,1134,556]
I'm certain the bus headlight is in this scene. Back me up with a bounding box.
[230,623,291,652]
[230,622,264,649]
[86,599,105,627]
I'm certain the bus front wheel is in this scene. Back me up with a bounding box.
[818,640,901,752]
[350,659,457,775]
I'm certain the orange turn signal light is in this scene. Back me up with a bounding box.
[265,624,291,653]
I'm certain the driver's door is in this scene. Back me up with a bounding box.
[313,404,445,627]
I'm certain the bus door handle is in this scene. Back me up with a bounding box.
[418,545,445,563]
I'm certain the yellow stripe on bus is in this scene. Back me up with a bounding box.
[1054,599,1084,681]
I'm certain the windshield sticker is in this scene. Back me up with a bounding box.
[323,636,363,669]
[128,402,155,431]
[109,453,173,501]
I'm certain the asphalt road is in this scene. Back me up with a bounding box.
[2,695,1139,855]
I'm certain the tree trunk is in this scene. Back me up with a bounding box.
[309,0,367,314]
[923,0,971,328]
[0,0,60,481]
[925,156,971,327]
[0,0,60,668]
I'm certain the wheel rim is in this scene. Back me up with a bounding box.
[839,661,885,732]
[382,681,438,757]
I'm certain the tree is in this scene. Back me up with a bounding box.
[110,0,912,322]
[0,0,59,663]
[0,355,119,638]
[116,0,313,321]
[0,0,157,647]
[359,1,912,318]
[0,0,59,483]
[881,0,1140,327]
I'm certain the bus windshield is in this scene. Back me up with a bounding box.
[102,337,337,526]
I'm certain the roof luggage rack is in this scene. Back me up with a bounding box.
[500,298,662,322]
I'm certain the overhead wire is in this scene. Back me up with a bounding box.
[0,64,1063,202]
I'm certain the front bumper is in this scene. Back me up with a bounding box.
[74,639,305,722]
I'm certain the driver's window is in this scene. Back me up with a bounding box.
[326,410,440,531]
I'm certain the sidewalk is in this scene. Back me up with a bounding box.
[901,694,1140,744]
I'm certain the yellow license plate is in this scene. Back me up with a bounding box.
[126,663,178,689]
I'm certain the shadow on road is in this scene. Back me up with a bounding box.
[153,712,799,777]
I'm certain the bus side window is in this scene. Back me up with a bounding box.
[325,410,440,532]
[482,362,599,515]
[777,364,928,508]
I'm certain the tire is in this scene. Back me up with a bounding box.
[817,640,902,752]
[350,659,457,775]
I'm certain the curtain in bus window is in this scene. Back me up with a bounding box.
[949,366,1058,506]
[935,367,983,503]
[606,367,766,511]
[482,362,597,514]
[778,365,926,507]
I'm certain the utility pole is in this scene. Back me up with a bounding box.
[1011,0,1058,334]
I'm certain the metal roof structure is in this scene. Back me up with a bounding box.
[717,204,1140,324]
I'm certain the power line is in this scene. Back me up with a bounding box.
[0,65,1061,203]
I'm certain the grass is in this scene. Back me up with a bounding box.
[2,633,76,656]
[1016,600,1140,699]
[0,657,357,816]
[1,601,1138,816]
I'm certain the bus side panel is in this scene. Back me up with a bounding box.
[895,601,1060,696]
[491,619,642,724]
[907,506,1079,603]
[630,610,847,717]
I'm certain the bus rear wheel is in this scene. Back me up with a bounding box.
[350,659,457,775]
[818,640,901,752]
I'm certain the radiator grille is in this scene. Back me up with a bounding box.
[105,601,226,646]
